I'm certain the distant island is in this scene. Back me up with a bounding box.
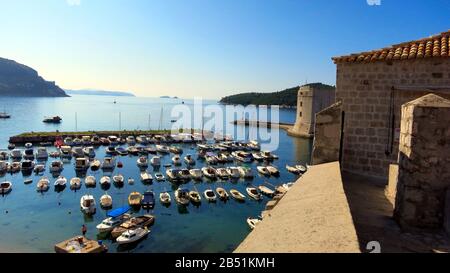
[65,89,135,97]
[219,83,334,107]
[0,57,68,97]
[160,96,179,99]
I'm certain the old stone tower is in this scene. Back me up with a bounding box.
[288,83,335,138]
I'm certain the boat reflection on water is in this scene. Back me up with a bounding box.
[177,204,189,214]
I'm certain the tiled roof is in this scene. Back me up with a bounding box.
[332,30,450,64]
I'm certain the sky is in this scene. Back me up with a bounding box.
[0,0,449,99]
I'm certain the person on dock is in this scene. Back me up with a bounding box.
[81,224,87,236]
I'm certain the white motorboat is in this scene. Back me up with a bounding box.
[216,187,229,200]
[216,168,229,179]
[188,190,201,203]
[70,177,81,190]
[174,188,190,205]
[8,162,21,173]
[227,167,241,179]
[80,194,96,215]
[116,227,150,245]
[150,156,161,166]
[169,146,183,154]
[247,217,262,230]
[246,187,262,200]
[0,181,12,194]
[90,159,101,171]
[140,172,153,183]
[85,176,96,187]
[100,193,113,208]
[203,189,217,202]
[178,169,191,180]
[238,166,254,179]
[10,149,22,159]
[21,160,35,172]
[126,136,136,145]
[156,144,170,154]
[159,192,171,204]
[126,146,139,155]
[202,167,217,179]
[81,136,92,146]
[101,157,116,170]
[248,140,260,151]
[25,142,33,149]
[96,215,128,233]
[261,151,278,161]
[91,136,101,146]
[154,172,165,181]
[231,151,253,163]
[34,164,45,174]
[49,160,64,173]
[230,189,246,201]
[165,169,179,181]
[113,174,124,184]
[100,176,111,186]
[37,177,50,192]
[295,164,307,173]
[136,135,148,145]
[83,147,96,158]
[184,154,195,165]
[257,166,271,176]
[189,169,203,180]
[72,138,82,146]
[205,154,218,165]
[252,152,264,161]
[266,165,279,175]
[72,147,84,158]
[60,146,72,158]
[64,137,73,146]
[286,164,302,174]
[172,155,181,165]
[107,136,118,146]
[35,147,48,160]
[54,176,67,188]
[137,156,149,168]
[282,182,294,191]
[258,185,275,196]
[75,158,89,171]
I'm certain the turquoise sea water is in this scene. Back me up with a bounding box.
[0,95,311,253]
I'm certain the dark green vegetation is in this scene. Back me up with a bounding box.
[219,83,335,106]
[0,57,68,97]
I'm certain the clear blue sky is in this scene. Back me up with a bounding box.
[0,0,449,99]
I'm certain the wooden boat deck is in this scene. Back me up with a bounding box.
[54,236,107,253]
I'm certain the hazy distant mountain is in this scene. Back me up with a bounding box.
[0,57,68,97]
[65,89,135,97]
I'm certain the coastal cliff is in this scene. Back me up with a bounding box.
[0,57,68,97]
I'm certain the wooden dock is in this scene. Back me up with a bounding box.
[54,236,108,253]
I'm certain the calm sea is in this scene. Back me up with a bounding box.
[0,95,311,253]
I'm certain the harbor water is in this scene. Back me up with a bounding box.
[0,95,311,252]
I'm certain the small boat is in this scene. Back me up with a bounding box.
[49,151,60,158]
[43,116,62,123]
[184,154,195,165]
[227,167,241,179]
[34,164,45,174]
[63,137,73,146]
[150,156,161,167]
[0,161,8,173]
[247,217,262,230]
[252,152,264,161]
[81,136,92,146]
[80,195,96,215]
[178,169,191,180]
[10,149,22,159]
[230,189,246,201]
[35,147,48,160]
[96,215,129,233]
[216,187,229,200]
[100,193,113,208]
[261,151,278,161]
[74,158,89,172]
[0,151,9,161]
[189,169,203,180]
[172,155,181,165]
[174,188,190,205]
[169,146,182,154]
[155,144,170,154]
[159,192,171,204]
[165,169,180,181]
[60,146,72,158]
[188,190,202,203]
[141,191,155,209]
[70,177,81,190]
[90,159,101,171]
[107,136,118,146]
[113,174,124,184]
[128,177,135,185]
[54,176,67,188]
[145,146,157,154]
[49,160,64,173]
[126,146,139,155]
[116,227,150,245]
[126,136,136,145]
[258,185,275,196]
[83,147,96,158]
[140,172,153,184]
[136,135,148,145]
[101,157,116,170]
[238,166,254,179]
[205,153,218,165]
[105,146,118,155]
[72,147,84,158]
[25,142,33,149]
[85,176,96,187]
[202,167,217,179]
[23,148,34,160]
[8,162,21,173]
[231,151,253,163]
[266,165,279,175]
[257,166,271,176]
[154,172,165,181]
[54,236,107,253]
[100,176,111,187]
[128,192,143,207]
[295,164,307,173]
[91,136,101,146]
[7,144,15,150]
[21,160,35,172]
[0,181,12,194]
[248,140,260,151]
[37,177,50,192]
[111,214,155,238]
[24,178,33,184]
[216,168,229,179]
[286,164,302,174]
[246,187,262,200]
[203,189,217,202]
[117,161,123,168]
[136,156,149,168]
[116,147,128,156]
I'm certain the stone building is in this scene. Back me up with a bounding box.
[331,30,450,178]
[288,83,335,138]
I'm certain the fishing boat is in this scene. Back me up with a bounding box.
[154,172,165,181]
[113,174,124,185]
[75,158,89,172]
[8,162,21,173]
[246,187,262,200]
[80,195,96,215]
[257,166,271,176]
[178,169,191,180]
[10,149,22,159]
[189,169,203,180]
[35,147,48,160]
[202,167,217,179]
[141,191,155,209]
[140,172,153,184]
[184,154,195,165]
[116,147,128,156]
[110,215,155,239]
[216,168,229,179]
[21,160,35,172]
[188,190,202,203]
[0,181,12,194]
[159,191,171,205]
[174,188,190,205]
[116,227,150,245]
[150,156,161,166]
[156,144,170,154]
[266,165,279,175]
[37,177,50,192]
[230,189,246,201]
[247,217,262,230]
[49,160,64,173]
[34,164,45,174]
[101,157,115,170]
[136,156,149,168]
[216,187,229,200]
[72,147,84,158]
[238,166,254,179]
[172,155,181,165]
[128,177,135,185]
[100,176,111,187]
[203,189,217,202]
[100,193,113,208]
[70,177,81,190]
[258,185,275,196]
[227,167,241,179]
[90,159,101,171]
[60,146,72,158]
[96,214,129,233]
[43,116,62,123]
[85,176,96,187]
[83,147,96,158]
[128,192,142,207]
[54,176,67,189]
